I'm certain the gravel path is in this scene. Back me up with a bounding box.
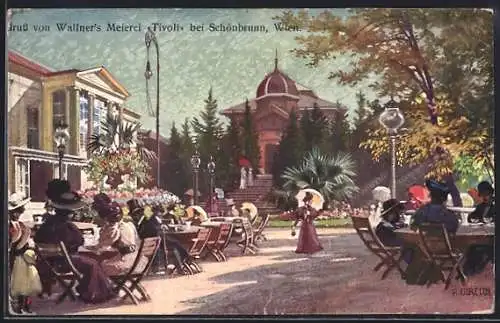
[29,228,494,315]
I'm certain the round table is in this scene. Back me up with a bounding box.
[447,206,475,213]
[164,226,201,250]
[394,225,494,252]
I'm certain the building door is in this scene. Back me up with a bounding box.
[29,162,53,202]
[264,144,278,174]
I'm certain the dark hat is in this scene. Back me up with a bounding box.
[51,191,86,211]
[380,199,405,218]
[152,203,165,215]
[127,199,143,215]
[477,181,494,195]
[425,180,450,194]
[46,179,71,201]
[303,192,314,202]
[101,202,122,223]
[92,193,112,209]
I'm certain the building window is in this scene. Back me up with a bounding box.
[27,106,39,149]
[92,99,108,135]
[52,90,66,128]
[80,95,89,148]
[17,160,30,198]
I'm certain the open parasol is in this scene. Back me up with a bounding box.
[408,185,429,203]
[295,188,325,211]
[241,202,258,221]
[184,189,201,196]
[372,186,391,202]
[186,205,208,222]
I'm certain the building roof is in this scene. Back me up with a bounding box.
[138,129,170,146]
[8,50,54,76]
[122,107,142,120]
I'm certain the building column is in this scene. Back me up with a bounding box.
[70,87,80,156]
[64,87,71,126]
[87,93,95,142]
[14,157,20,193]
[41,82,53,151]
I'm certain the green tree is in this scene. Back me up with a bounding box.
[241,99,260,173]
[277,147,359,208]
[165,123,189,198]
[219,118,242,190]
[275,8,494,203]
[328,106,352,153]
[309,103,329,148]
[299,107,313,152]
[272,109,304,187]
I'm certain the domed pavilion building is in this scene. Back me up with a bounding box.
[221,52,348,174]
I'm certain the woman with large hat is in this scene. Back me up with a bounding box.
[8,192,42,314]
[34,179,116,304]
[291,191,323,254]
[90,200,149,276]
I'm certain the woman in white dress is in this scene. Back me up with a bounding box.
[239,167,247,189]
[92,201,149,276]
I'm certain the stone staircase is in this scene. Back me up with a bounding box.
[222,174,281,215]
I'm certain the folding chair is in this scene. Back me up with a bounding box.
[417,223,467,290]
[237,219,258,255]
[109,237,161,305]
[206,223,233,262]
[253,214,270,245]
[185,228,212,273]
[35,242,84,304]
[351,216,406,280]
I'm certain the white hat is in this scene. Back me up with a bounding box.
[8,192,31,211]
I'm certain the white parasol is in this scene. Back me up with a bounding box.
[186,205,208,222]
[372,186,391,202]
[295,188,325,211]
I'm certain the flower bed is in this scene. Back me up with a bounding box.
[78,187,180,207]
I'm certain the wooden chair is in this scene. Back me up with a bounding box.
[236,219,258,255]
[109,237,161,305]
[351,216,406,280]
[35,242,84,304]
[417,223,467,290]
[206,223,233,262]
[253,214,270,245]
[186,228,212,273]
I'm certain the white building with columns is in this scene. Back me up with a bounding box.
[8,50,141,204]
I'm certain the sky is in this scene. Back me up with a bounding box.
[8,8,377,138]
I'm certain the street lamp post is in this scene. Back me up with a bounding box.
[378,98,405,199]
[207,156,216,213]
[190,150,201,205]
[144,26,161,188]
[54,122,70,179]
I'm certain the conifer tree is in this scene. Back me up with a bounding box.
[165,123,189,197]
[309,103,329,149]
[241,99,260,173]
[272,109,304,187]
[299,107,313,152]
[219,118,242,190]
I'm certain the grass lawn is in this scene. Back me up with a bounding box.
[268,217,353,228]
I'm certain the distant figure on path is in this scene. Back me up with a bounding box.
[292,192,323,254]
[247,168,254,187]
[239,167,247,189]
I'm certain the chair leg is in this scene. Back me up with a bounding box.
[373,259,385,272]
[135,282,152,302]
[217,250,227,262]
[119,285,140,305]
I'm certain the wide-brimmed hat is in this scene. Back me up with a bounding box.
[127,199,143,215]
[92,193,112,209]
[380,199,405,218]
[186,205,208,222]
[425,180,450,194]
[241,202,258,220]
[46,179,71,201]
[477,181,494,196]
[10,221,31,250]
[51,191,86,211]
[8,192,31,211]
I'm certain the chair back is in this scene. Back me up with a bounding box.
[417,223,455,260]
[351,216,386,253]
[254,214,270,236]
[242,220,254,242]
[35,241,83,279]
[217,223,233,249]
[126,237,161,276]
[210,217,226,222]
[189,228,211,256]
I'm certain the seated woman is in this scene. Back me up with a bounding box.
[91,201,148,276]
[34,180,116,304]
[375,199,412,264]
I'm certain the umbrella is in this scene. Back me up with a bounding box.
[408,185,429,203]
[184,189,201,196]
[372,186,391,202]
[241,202,258,221]
[186,205,208,222]
[295,189,325,211]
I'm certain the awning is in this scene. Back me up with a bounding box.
[10,146,88,166]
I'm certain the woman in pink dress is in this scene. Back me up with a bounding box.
[291,192,323,254]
